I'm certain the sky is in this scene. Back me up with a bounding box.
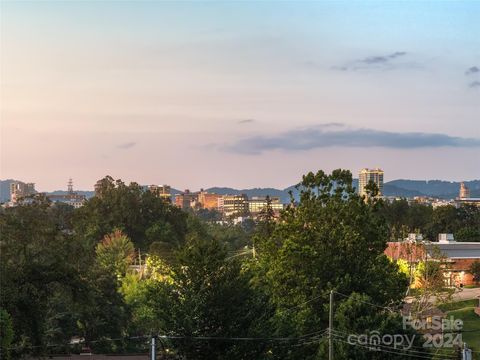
[1,1,479,191]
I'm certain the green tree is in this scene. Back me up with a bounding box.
[381,200,433,241]
[194,208,223,222]
[254,169,409,359]
[330,293,429,360]
[119,256,174,337]
[76,265,130,352]
[408,245,455,317]
[0,200,83,354]
[74,176,187,251]
[424,205,459,240]
[146,237,272,360]
[455,205,480,241]
[96,229,135,277]
[205,222,253,251]
[470,260,480,283]
[0,199,132,356]
[0,308,14,360]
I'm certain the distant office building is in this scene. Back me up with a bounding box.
[412,196,434,205]
[433,199,456,209]
[455,182,480,207]
[10,181,36,204]
[175,189,197,209]
[459,182,470,199]
[248,196,284,215]
[197,190,222,210]
[456,197,480,208]
[47,179,86,208]
[218,194,248,217]
[358,168,384,197]
[149,185,171,201]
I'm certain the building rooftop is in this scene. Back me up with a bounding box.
[386,240,480,261]
[427,242,480,259]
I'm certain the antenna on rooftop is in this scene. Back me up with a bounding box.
[68,178,74,194]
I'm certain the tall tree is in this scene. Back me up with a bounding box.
[74,176,188,251]
[146,236,273,360]
[0,308,14,360]
[75,265,129,352]
[470,260,480,284]
[254,169,409,359]
[0,200,83,354]
[96,229,135,277]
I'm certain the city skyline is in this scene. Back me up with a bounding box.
[2,1,480,191]
[3,171,480,195]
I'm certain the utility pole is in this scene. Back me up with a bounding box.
[150,335,156,360]
[329,290,333,360]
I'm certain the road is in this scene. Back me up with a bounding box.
[405,287,480,304]
[451,287,480,302]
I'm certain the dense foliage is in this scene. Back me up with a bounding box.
[381,199,480,241]
[2,172,477,359]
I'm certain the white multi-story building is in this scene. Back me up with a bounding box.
[9,181,36,204]
[148,185,172,201]
[358,168,384,197]
[218,194,249,217]
[248,196,284,215]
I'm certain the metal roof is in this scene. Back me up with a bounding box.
[426,243,480,259]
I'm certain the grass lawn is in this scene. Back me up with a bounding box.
[438,299,477,312]
[439,299,480,359]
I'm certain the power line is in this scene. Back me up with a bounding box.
[332,290,403,312]
[282,294,326,312]
[330,332,457,357]
[7,335,149,351]
[156,332,327,342]
[299,330,456,358]
[292,333,328,347]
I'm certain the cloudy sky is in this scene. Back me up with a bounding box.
[1,1,479,191]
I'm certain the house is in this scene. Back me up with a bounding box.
[385,234,480,287]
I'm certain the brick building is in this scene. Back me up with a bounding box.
[175,190,197,209]
[197,190,222,210]
[385,234,480,287]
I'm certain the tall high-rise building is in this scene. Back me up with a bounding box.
[149,185,172,201]
[459,182,470,199]
[358,168,384,197]
[9,181,36,204]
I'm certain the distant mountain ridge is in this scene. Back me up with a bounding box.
[387,179,480,197]
[1,179,479,204]
[0,179,17,203]
[206,179,480,203]
[46,190,96,199]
